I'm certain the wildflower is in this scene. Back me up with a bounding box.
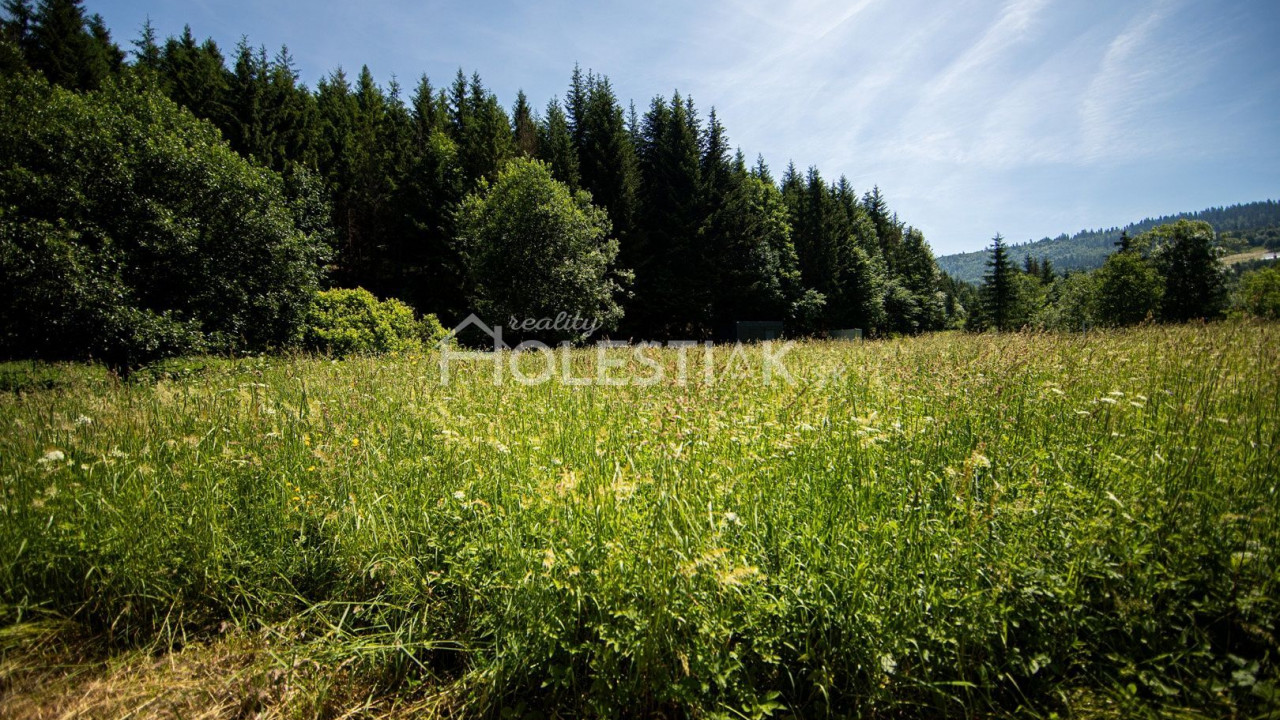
[38,450,65,465]
[879,653,898,674]
[723,511,740,525]
[542,548,556,569]
[453,490,466,501]
[303,434,311,447]
[74,415,92,426]
[351,437,360,448]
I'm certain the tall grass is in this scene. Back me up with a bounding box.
[1,324,1277,717]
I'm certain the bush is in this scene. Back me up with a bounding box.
[301,288,443,357]
[0,73,330,371]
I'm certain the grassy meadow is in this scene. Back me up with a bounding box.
[1,324,1278,718]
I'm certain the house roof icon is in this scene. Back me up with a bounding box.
[439,314,509,350]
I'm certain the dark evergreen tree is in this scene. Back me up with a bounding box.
[863,185,900,274]
[454,71,512,185]
[393,74,466,318]
[129,16,159,75]
[85,12,119,70]
[631,90,706,336]
[577,74,638,238]
[537,97,580,190]
[512,89,537,158]
[981,233,1016,331]
[1040,257,1055,284]
[28,0,118,90]
[159,27,229,126]
[0,0,34,72]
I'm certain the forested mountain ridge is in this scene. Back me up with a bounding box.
[938,200,1280,283]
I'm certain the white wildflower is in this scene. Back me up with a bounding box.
[38,450,65,464]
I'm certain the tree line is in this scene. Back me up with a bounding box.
[972,219,1280,331]
[0,0,964,369]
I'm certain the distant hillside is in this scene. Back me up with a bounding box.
[937,200,1280,284]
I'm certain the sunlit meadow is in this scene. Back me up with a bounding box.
[1,323,1277,718]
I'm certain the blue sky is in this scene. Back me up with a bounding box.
[89,0,1280,255]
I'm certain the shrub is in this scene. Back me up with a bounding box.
[301,288,442,357]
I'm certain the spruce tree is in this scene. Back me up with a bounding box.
[29,0,114,90]
[537,98,580,190]
[981,233,1016,331]
[632,91,705,336]
[577,74,638,237]
[409,74,438,142]
[456,71,513,185]
[160,27,230,127]
[512,89,538,158]
[130,17,159,75]
[0,0,34,72]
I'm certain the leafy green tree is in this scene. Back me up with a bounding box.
[0,73,329,370]
[455,158,627,342]
[1144,219,1227,321]
[980,233,1017,330]
[1094,249,1163,326]
[1035,271,1099,331]
[1008,270,1047,329]
[1235,266,1280,318]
